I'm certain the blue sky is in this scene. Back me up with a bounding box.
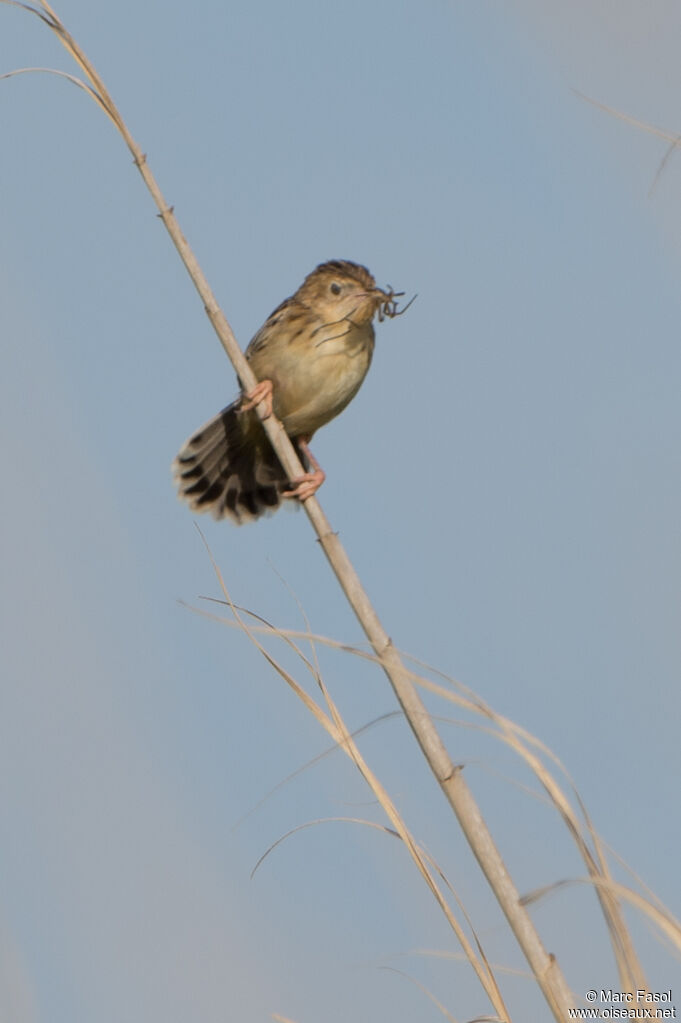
[2,2,681,1020]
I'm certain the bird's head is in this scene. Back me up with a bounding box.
[298,260,412,326]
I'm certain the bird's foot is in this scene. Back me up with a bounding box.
[239,379,274,418]
[283,468,326,503]
[284,437,326,502]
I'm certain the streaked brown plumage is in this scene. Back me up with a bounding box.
[173,260,397,523]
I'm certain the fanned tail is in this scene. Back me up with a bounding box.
[173,403,289,524]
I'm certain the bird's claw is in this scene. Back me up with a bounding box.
[283,468,326,503]
[240,379,274,418]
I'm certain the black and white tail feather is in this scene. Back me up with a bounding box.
[173,403,304,524]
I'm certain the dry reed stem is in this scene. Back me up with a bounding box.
[197,606,667,981]
[202,543,510,1019]
[1,3,575,1016]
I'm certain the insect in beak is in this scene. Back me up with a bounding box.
[374,286,417,322]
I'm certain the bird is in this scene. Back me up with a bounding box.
[173,259,405,524]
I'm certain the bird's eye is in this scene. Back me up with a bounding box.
[330,282,342,295]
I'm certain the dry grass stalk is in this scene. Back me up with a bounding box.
[202,605,678,981]
[1,2,576,1016]
[203,546,509,1019]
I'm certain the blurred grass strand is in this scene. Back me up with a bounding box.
[378,966,462,1023]
[574,90,681,196]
